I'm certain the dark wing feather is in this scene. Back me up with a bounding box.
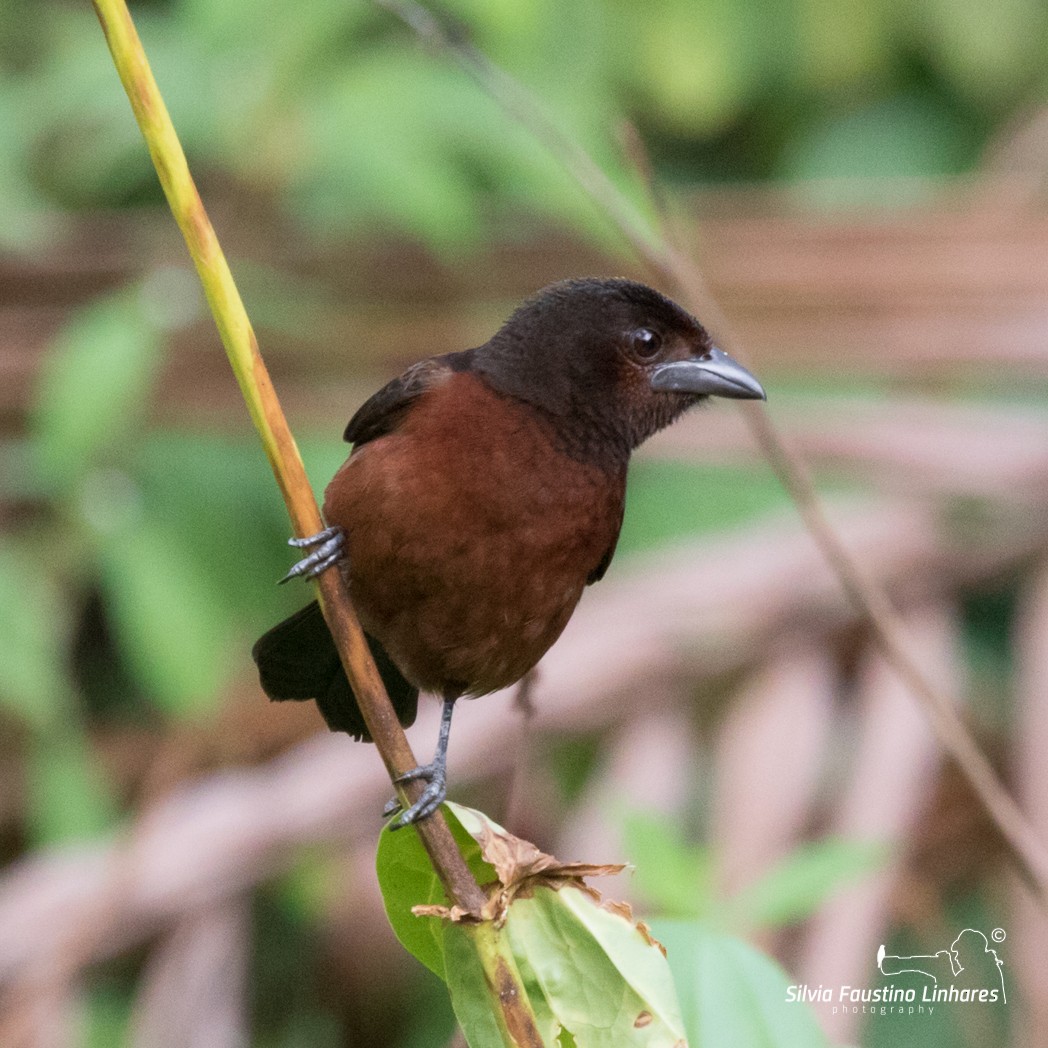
[344,353,471,448]
[252,601,419,741]
[586,541,617,585]
[586,494,625,585]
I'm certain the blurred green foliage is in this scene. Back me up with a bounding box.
[622,811,887,930]
[3,0,1047,252]
[653,920,831,1047]
[1,0,1038,1043]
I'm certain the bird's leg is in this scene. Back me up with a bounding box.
[384,697,456,830]
[278,525,345,584]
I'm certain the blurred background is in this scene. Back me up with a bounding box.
[2,0,1048,1045]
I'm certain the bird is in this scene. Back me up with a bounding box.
[252,278,765,828]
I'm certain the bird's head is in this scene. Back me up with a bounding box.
[474,278,765,467]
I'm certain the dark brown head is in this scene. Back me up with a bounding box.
[469,278,765,467]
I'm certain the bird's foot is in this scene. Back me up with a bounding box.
[278,526,345,584]
[383,761,447,830]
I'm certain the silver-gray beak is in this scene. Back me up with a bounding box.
[649,346,766,401]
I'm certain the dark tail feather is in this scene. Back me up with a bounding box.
[252,601,418,742]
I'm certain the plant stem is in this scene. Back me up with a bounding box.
[470,922,545,1046]
[91,0,486,917]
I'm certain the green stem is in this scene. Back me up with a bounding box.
[466,922,546,1047]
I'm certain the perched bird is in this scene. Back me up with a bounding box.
[253,278,765,827]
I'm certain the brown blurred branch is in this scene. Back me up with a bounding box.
[380,0,1048,910]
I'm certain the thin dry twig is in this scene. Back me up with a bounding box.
[502,671,539,834]
[380,0,1048,909]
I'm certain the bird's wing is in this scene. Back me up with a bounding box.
[586,492,625,585]
[586,541,617,585]
[343,355,461,448]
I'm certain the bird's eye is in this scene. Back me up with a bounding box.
[628,327,663,361]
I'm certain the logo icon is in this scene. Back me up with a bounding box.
[877,929,1006,1004]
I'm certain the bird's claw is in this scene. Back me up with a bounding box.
[279,526,345,584]
[384,762,447,830]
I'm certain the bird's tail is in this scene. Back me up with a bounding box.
[252,601,418,741]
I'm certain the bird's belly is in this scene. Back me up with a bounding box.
[392,553,582,695]
[325,416,623,698]
[347,509,594,696]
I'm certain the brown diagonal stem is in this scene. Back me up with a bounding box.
[92,0,486,916]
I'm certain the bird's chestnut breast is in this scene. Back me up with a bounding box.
[323,372,625,696]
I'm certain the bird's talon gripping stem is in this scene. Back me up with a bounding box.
[382,766,437,819]
[395,761,439,785]
[384,698,456,830]
[387,766,448,830]
[278,525,345,584]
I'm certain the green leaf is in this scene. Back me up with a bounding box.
[621,811,714,919]
[375,805,497,980]
[25,725,118,844]
[0,542,74,727]
[503,886,687,1046]
[618,462,790,555]
[0,87,59,248]
[792,0,894,90]
[98,516,232,717]
[86,981,133,1048]
[652,920,830,1048]
[131,432,299,634]
[778,94,970,203]
[382,804,688,1044]
[293,35,627,254]
[32,288,164,487]
[911,0,1045,105]
[728,838,888,929]
[625,0,760,136]
[275,847,342,925]
[296,50,492,249]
